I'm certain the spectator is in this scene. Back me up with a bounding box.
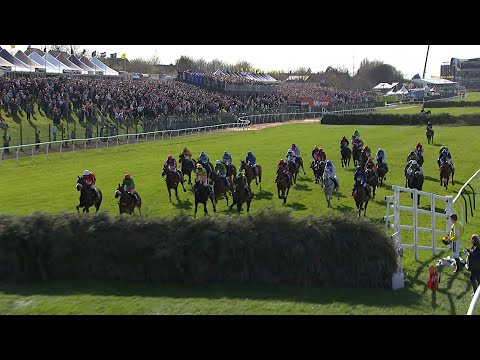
[464,234,480,295]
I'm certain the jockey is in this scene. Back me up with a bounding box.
[291,143,301,158]
[181,147,192,161]
[165,154,181,180]
[317,147,326,161]
[286,149,297,164]
[352,137,364,150]
[198,151,210,167]
[324,160,339,189]
[236,171,252,198]
[122,174,139,203]
[312,145,320,162]
[406,150,418,163]
[438,146,453,171]
[364,157,377,172]
[221,151,233,166]
[427,121,433,132]
[406,159,423,178]
[83,169,100,200]
[415,142,424,156]
[194,163,212,196]
[246,150,258,175]
[352,165,370,196]
[375,147,388,172]
[275,159,290,183]
[214,159,229,187]
[352,129,360,140]
[340,136,349,149]
[363,145,371,158]
[290,144,300,157]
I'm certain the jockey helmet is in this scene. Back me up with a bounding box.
[342,135,346,139]
[196,163,203,169]
[449,213,458,221]
[223,151,228,155]
[416,143,422,148]
[83,170,90,176]
[215,160,221,165]
[428,121,432,125]
[247,151,252,156]
[201,151,206,156]
[168,155,173,159]
[378,147,383,152]
[124,174,130,180]
[292,143,296,148]
[183,147,188,151]
[326,160,332,166]
[279,159,285,164]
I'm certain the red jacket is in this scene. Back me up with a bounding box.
[84,172,96,185]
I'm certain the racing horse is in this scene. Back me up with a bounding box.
[439,162,454,190]
[376,161,388,187]
[162,164,186,202]
[407,170,424,205]
[287,159,299,184]
[323,174,339,208]
[352,179,370,218]
[311,160,325,185]
[115,184,142,216]
[295,156,306,175]
[352,146,362,167]
[365,168,378,200]
[426,128,434,144]
[194,181,216,218]
[340,146,352,168]
[210,171,234,208]
[76,176,102,213]
[239,160,262,189]
[179,153,196,185]
[276,167,292,205]
[230,175,254,214]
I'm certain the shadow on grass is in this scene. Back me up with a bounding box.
[284,202,307,210]
[171,198,193,211]
[293,183,312,192]
[0,279,424,310]
[254,190,273,201]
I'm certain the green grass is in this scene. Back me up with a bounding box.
[0,280,476,315]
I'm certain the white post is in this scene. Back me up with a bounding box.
[413,188,419,261]
[16,148,19,164]
[46,143,49,159]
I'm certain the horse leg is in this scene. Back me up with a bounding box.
[364,199,369,217]
[203,202,208,216]
[211,196,216,213]
[180,177,187,193]
[451,171,454,185]
[76,205,80,213]
[301,164,306,175]
[168,187,172,202]
[278,187,283,199]
[246,199,251,212]
[194,201,198,218]
[175,186,180,201]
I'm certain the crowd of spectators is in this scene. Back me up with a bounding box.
[0,73,379,142]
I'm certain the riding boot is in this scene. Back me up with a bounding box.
[333,177,339,189]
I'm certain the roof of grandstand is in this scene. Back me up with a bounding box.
[212,69,278,83]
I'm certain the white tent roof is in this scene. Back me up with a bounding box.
[372,82,398,90]
[395,85,409,95]
[29,52,60,73]
[0,49,31,72]
[89,57,119,76]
